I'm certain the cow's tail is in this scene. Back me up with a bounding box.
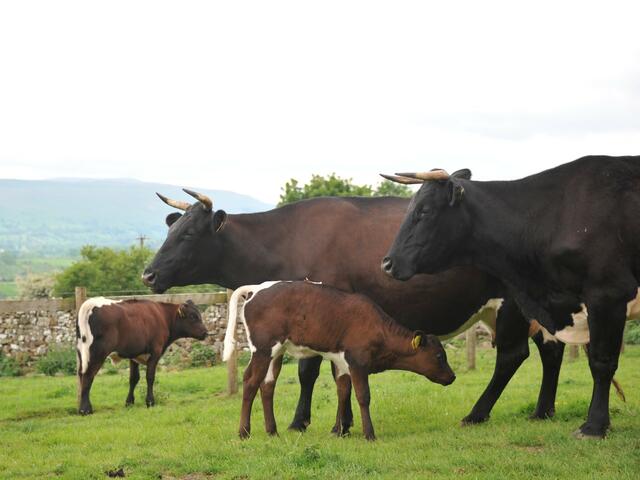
[223,285,257,362]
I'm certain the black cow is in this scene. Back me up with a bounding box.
[382,155,640,438]
[143,189,564,432]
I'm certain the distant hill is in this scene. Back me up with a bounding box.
[0,178,273,254]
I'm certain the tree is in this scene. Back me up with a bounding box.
[53,246,154,297]
[278,174,413,206]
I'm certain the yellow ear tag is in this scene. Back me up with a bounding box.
[411,335,422,350]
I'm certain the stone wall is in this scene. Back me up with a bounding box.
[0,302,248,364]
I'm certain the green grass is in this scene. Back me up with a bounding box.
[1,345,639,479]
[0,281,18,299]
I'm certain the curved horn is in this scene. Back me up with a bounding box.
[396,170,450,181]
[379,173,424,185]
[156,192,191,211]
[182,188,213,211]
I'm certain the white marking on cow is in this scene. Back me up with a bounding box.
[109,352,150,366]
[77,297,121,374]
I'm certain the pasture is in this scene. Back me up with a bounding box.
[1,346,639,480]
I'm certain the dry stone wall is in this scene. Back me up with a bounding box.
[0,302,248,363]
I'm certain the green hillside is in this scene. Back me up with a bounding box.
[0,178,272,255]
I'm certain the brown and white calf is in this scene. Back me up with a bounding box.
[76,297,208,414]
[223,281,456,440]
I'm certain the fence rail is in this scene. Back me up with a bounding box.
[0,291,227,314]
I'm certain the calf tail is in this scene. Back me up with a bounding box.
[223,285,255,362]
[222,281,282,362]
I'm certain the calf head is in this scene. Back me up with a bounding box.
[142,189,228,293]
[381,169,472,280]
[410,331,456,386]
[174,300,208,340]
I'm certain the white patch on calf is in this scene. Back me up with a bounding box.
[77,297,121,374]
[278,340,351,378]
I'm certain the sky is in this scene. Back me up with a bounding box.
[1,1,639,204]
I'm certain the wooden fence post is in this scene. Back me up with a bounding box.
[226,289,238,395]
[466,324,476,370]
[75,286,87,314]
[569,344,579,360]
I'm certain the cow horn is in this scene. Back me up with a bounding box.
[183,188,213,211]
[379,173,424,185]
[156,192,191,211]
[396,170,450,181]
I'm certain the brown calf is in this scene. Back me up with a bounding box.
[223,281,456,440]
[76,297,207,414]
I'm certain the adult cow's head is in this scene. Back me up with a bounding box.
[380,168,472,280]
[142,189,227,293]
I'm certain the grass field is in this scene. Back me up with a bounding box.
[1,345,639,479]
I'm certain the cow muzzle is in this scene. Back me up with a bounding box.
[141,270,157,287]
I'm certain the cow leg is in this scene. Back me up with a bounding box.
[260,355,284,436]
[239,352,272,439]
[576,300,627,439]
[350,367,375,441]
[126,361,140,407]
[145,356,160,407]
[530,333,565,419]
[462,298,530,425]
[288,356,323,432]
[332,372,353,437]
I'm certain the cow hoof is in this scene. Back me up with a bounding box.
[461,414,488,426]
[125,399,134,407]
[79,407,93,416]
[364,433,376,441]
[529,410,554,421]
[146,399,155,408]
[266,430,279,437]
[288,419,309,432]
[573,422,607,440]
[239,428,251,439]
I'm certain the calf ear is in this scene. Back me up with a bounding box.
[166,212,182,227]
[213,210,227,233]
[448,180,465,207]
[411,330,426,350]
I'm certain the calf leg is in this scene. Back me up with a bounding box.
[78,352,108,415]
[350,367,375,441]
[332,373,352,437]
[530,333,565,419]
[576,300,627,439]
[239,352,272,439]
[126,361,140,407]
[330,362,353,435]
[145,356,160,408]
[288,356,323,431]
[260,355,284,436]
[462,298,530,425]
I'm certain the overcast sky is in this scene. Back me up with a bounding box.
[1,1,639,204]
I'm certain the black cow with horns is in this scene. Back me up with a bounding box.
[382,155,640,438]
[142,188,565,433]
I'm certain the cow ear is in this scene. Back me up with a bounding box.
[451,169,472,180]
[166,212,182,227]
[448,180,465,207]
[213,210,227,233]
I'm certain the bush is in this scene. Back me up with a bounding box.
[35,347,76,376]
[189,343,216,368]
[625,320,640,345]
[0,350,21,377]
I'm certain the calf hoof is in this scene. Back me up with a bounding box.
[364,432,376,441]
[79,406,93,416]
[573,422,608,440]
[239,427,251,439]
[288,419,310,432]
[266,429,279,437]
[146,399,155,408]
[125,398,134,407]
[461,413,489,426]
[331,424,351,437]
